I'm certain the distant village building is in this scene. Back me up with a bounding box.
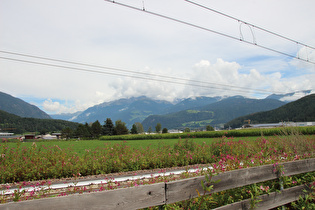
[0,132,14,138]
[0,132,23,140]
[243,122,315,129]
[52,133,62,139]
[24,134,36,140]
[168,129,184,134]
[36,133,62,140]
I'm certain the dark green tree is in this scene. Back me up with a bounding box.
[135,122,144,134]
[91,120,102,138]
[147,126,152,134]
[84,123,92,138]
[61,127,73,139]
[206,125,214,131]
[102,118,114,136]
[39,129,47,135]
[155,123,162,133]
[75,124,91,139]
[130,124,138,134]
[114,120,129,135]
[162,127,168,133]
[184,127,190,132]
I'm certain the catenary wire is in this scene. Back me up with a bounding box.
[104,0,315,65]
[184,0,315,50]
[1,2,311,95]
[0,50,278,94]
[0,55,284,95]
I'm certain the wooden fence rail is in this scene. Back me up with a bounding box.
[1,158,314,210]
[215,184,309,210]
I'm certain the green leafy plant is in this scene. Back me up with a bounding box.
[197,169,220,210]
[291,183,315,209]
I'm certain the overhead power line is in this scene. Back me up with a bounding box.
[104,0,315,65]
[185,0,315,51]
[0,50,268,93]
[0,51,285,94]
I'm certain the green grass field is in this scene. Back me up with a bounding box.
[3,126,314,156]
[1,132,314,183]
[3,136,258,156]
[1,129,314,208]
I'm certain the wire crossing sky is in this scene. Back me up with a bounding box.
[105,0,315,65]
[1,0,314,114]
[184,0,315,51]
[0,50,285,95]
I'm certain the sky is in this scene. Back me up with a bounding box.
[1,0,315,114]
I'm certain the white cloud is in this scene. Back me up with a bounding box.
[1,0,315,113]
[184,59,270,98]
[42,99,94,114]
[280,91,315,102]
[291,46,315,71]
[15,57,314,114]
[42,99,62,113]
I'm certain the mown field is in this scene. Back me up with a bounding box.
[2,136,258,155]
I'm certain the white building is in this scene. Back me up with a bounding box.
[0,132,14,137]
[247,122,315,128]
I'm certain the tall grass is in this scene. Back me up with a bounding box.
[1,130,315,184]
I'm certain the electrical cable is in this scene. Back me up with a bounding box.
[0,50,279,94]
[0,55,283,95]
[1,1,312,96]
[184,0,315,50]
[104,0,315,65]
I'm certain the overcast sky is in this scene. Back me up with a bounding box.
[1,0,315,114]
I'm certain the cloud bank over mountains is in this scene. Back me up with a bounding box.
[1,0,314,114]
[34,58,314,114]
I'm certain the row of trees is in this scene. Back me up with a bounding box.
[61,119,165,139]
[61,118,214,139]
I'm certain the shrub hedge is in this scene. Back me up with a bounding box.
[99,126,315,141]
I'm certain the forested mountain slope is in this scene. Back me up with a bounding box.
[142,96,285,130]
[225,94,315,128]
[0,91,51,119]
[0,110,79,134]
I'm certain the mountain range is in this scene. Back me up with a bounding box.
[225,93,315,128]
[0,90,313,131]
[54,95,287,129]
[51,96,226,127]
[0,92,51,119]
[141,96,286,130]
[265,90,312,101]
[0,109,79,134]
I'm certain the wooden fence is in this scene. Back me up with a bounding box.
[1,158,314,210]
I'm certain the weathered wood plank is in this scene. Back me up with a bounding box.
[283,158,315,176]
[0,182,165,210]
[165,164,276,204]
[166,158,315,204]
[1,158,314,209]
[214,184,307,210]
